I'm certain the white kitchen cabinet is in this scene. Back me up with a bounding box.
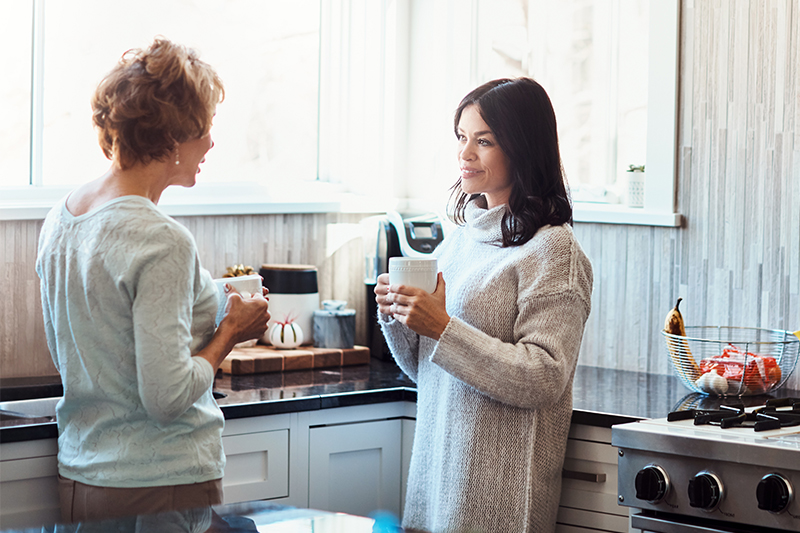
[400,418,415,512]
[556,424,632,533]
[225,402,416,516]
[308,419,402,517]
[0,401,417,527]
[0,438,59,529]
[299,402,416,520]
[221,413,291,504]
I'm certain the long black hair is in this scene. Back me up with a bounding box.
[450,78,572,247]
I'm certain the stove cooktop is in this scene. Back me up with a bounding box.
[613,402,800,531]
[667,398,800,431]
[636,399,800,444]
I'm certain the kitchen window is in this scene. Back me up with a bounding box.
[0,3,34,189]
[2,0,322,212]
[471,0,681,225]
[400,0,680,226]
[1,0,406,220]
[1,0,679,226]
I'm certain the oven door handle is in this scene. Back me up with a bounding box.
[631,512,743,533]
[561,469,606,483]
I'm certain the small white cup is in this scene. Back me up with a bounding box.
[389,257,438,293]
[212,274,263,326]
[213,274,262,299]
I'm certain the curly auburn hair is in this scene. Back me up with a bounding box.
[449,78,572,247]
[91,37,225,170]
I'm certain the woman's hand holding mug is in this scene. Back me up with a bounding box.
[214,274,271,345]
[375,258,450,340]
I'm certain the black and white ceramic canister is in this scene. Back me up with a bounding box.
[259,264,319,345]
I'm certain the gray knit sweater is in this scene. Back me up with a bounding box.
[380,199,593,533]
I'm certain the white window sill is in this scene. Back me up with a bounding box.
[573,202,683,227]
[0,184,681,226]
[0,182,397,221]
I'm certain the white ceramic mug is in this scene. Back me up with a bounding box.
[388,257,438,293]
[212,274,263,326]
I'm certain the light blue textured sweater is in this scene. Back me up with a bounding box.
[36,195,224,488]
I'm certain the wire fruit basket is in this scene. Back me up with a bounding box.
[662,326,800,396]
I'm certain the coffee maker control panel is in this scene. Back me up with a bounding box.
[386,211,444,258]
[404,220,442,254]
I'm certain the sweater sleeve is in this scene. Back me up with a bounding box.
[430,235,593,410]
[36,213,61,373]
[379,313,421,383]
[130,226,215,426]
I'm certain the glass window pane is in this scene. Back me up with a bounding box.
[615,0,649,177]
[0,1,33,187]
[530,0,617,189]
[480,0,649,203]
[41,0,319,188]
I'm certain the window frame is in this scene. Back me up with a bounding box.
[571,0,682,226]
[0,0,681,227]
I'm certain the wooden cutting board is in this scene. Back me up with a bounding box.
[219,345,370,375]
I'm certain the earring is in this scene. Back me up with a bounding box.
[174,149,180,165]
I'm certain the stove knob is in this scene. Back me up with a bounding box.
[635,464,670,503]
[688,471,723,510]
[757,473,793,514]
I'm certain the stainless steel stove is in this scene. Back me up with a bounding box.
[613,400,800,532]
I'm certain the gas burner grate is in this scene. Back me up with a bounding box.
[668,404,749,428]
[668,399,800,432]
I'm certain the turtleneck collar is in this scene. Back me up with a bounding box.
[463,196,507,244]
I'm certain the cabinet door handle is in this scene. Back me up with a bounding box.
[562,469,606,483]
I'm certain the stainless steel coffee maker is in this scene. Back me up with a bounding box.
[361,211,446,360]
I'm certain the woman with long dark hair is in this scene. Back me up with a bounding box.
[375,78,593,532]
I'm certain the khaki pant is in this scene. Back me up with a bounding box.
[58,475,223,523]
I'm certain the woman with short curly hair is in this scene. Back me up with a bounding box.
[36,37,270,522]
[92,37,223,171]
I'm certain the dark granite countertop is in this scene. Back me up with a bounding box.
[4,360,800,443]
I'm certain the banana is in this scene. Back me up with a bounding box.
[664,298,701,382]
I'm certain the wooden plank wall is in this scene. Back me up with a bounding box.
[2,1,800,391]
[0,213,371,379]
[0,219,49,377]
[575,0,800,389]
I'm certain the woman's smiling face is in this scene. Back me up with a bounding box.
[456,104,512,209]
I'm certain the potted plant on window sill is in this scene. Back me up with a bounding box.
[625,165,645,208]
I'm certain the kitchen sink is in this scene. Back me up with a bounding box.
[0,393,226,425]
[0,396,59,424]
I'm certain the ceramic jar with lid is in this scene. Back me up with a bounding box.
[259,264,319,346]
[313,300,356,349]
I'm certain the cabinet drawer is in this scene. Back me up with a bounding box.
[556,524,611,533]
[0,455,57,483]
[562,438,619,501]
[0,455,60,529]
[565,438,618,465]
[559,424,629,532]
[562,455,618,497]
[556,520,630,533]
[556,506,629,532]
[222,429,289,503]
[560,485,625,516]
